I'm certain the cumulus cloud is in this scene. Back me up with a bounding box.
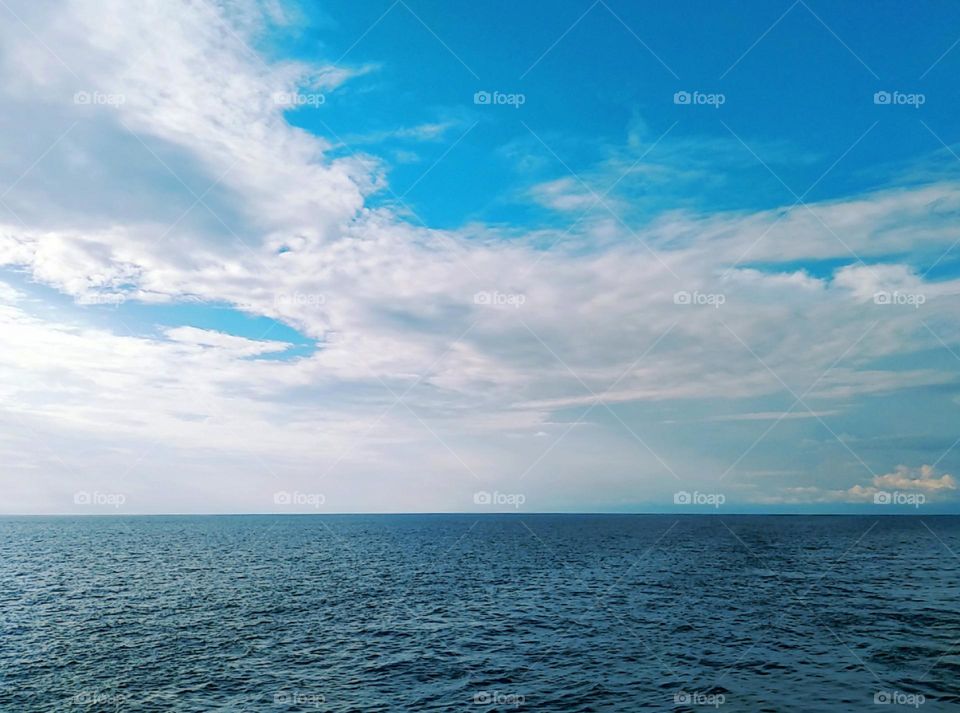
[761,465,956,504]
[873,464,957,492]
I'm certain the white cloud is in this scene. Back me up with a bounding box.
[164,326,292,355]
[529,177,602,212]
[874,464,957,492]
[708,410,842,422]
[0,0,958,512]
[759,465,956,504]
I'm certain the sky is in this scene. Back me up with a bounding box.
[1,0,959,514]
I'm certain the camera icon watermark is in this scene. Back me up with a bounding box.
[73,90,126,107]
[273,91,326,108]
[674,290,725,308]
[274,691,326,708]
[674,490,725,508]
[473,90,526,108]
[873,491,925,508]
[873,291,925,308]
[474,691,525,707]
[873,91,925,109]
[673,90,725,108]
[274,292,325,308]
[73,491,126,508]
[74,692,128,706]
[473,490,526,509]
[273,491,326,508]
[474,290,526,308]
[674,690,725,708]
[74,293,126,307]
[874,690,925,707]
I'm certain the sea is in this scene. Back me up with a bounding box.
[1,515,958,711]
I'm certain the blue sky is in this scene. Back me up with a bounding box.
[0,0,958,513]
[277,0,960,226]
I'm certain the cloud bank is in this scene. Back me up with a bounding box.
[1,0,959,513]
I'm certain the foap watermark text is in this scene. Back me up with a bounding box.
[674,290,725,308]
[873,91,924,109]
[674,690,725,708]
[474,490,526,509]
[674,90,725,108]
[474,290,526,308]
[474,90,525,108]
[474,691,525,707]
[273,91,325,108]
[274,491,326,508]
[674,491,725,508]
[873,291,925,308]
[874,491,925,508]
[874,690,925,707]
[74,491,126,508]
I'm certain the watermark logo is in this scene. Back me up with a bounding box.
[674,490,725,508]
[873,291,925,308]
[74,293,125,307]
[674,290,725,308]
[873,491,925,508]
[474,90,526,108]
[673,90,725,108]
[873,91,925,109]
[74,90,126,107]
[74,692,128,706]
[273,91,326,108]
[274,691,326,708]
[674,690,725,708]
[474,691,525,707]
[474,490,526,509]
[274,292,325,308]
[474,290,526,308]
[874,690,925,707]
[273,491,326,508]
[74,491,126,508]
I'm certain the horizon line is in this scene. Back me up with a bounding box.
[3,511,958,517]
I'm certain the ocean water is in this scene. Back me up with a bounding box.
[1,515,959,712]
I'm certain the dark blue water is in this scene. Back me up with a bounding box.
[1,515,958,711]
